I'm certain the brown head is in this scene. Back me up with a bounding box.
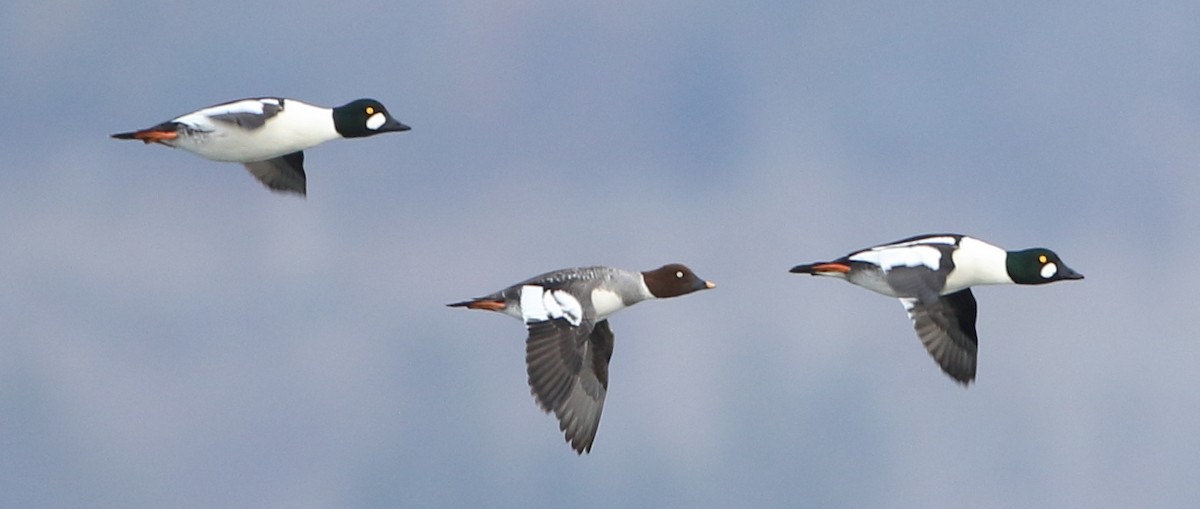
[641,263,715,299]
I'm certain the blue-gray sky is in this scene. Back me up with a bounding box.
[2,2,1198,508]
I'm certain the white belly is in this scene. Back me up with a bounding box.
[173,102,339,162]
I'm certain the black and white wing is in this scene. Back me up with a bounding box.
[524,315,612,454]
[184,98,285,130]
[243,151,306,195]
[879,258,977,384]
[165,98,285,136]
[900,288,979,384]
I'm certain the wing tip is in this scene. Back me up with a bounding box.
[266,185,306,196]
[568,436,594,455]
[561,417,598,455]
[945,369,976,386]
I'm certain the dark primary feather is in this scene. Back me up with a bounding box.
[524,317,612,454]
[904,289,979,384]
[526,318,586,411]
[885,264,952,301]
[242,151,306,195]
[588,320,614,390]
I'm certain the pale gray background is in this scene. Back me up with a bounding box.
[2,2,1196,508]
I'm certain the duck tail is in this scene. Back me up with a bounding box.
[446,298,507,311]
[111,123,180,144]
[789,262,851,275]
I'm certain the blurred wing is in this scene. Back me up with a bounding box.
[243,151,306,195]
[900,288,979,384]
[525,317,612,453]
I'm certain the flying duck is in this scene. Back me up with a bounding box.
[790,234,1083,384]
[449,264,715,453]
[112,97,410,195]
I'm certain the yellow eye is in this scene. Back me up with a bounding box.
[366,106,375,115]
[1039,255,1048,263]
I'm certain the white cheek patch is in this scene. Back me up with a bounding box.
[520,285,583,326]
[852,245,942,271]
[365,112,386,130]
[1040,262,1058,279]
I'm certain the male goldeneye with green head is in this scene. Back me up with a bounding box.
[449,264,715,454]
[789,234,1083,385]
[112,97,410,195]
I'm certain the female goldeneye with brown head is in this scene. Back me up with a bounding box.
[449,264,715,454]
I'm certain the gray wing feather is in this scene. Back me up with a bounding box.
[885,264,949,301]
[525,317,611,453]
[243,151,306,195]
[208,100,284,129]
[900,288,979,384]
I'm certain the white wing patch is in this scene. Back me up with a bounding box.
[520,285,549,322]
[900,298,918,320]
[366,112,386,130]
[877,236,958,249]
[173,99,280,133]
[186,98,275,120]
[1040,262,1057,279]
[520,285,584,326]
[851,245,943,271]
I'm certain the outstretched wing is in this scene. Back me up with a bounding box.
[900,288,979,384]
[525,317,613,454]
[243,151,306,195]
